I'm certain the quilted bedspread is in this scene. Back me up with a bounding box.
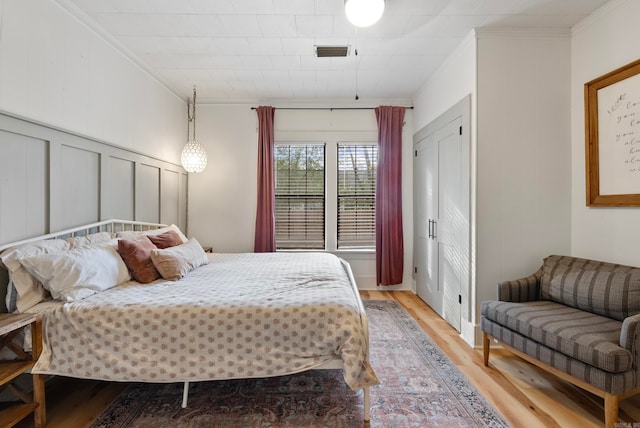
[31,252,379,390]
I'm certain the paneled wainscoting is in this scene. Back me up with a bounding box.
[15,291,640,427]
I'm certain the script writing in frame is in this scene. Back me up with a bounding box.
[585,58,640,206]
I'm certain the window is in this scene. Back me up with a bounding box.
[337,144,378,249]
[274,144,325,250]
[273,142,377,252]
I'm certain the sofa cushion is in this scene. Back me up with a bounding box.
[481,300,631,373]
[540,255,640,321]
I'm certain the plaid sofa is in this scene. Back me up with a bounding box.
[481,255,640,428]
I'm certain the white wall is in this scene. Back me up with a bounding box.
[412,29,573,346]
[413,32,478,133]
[474,30,573,346]
[571,0,640,266]
[0,0,185,164]
[187,103,414,290]
[186,104,258,252]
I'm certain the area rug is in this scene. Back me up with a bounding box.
[91,300,508,427]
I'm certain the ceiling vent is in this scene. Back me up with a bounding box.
[314,45,350,58]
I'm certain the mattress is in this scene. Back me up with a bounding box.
[30,252,379,390]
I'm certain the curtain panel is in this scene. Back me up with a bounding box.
[254,106,276,252]
[375,106,405,285]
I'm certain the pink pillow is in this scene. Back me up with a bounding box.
[117,237,160,284]
[147,230,183,249]
[150,238,208,280]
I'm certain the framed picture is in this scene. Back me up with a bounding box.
[585,58,640,206]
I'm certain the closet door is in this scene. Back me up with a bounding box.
[437,118,463,332]
[414,116,464,332]
[414,135,441,315]
[413,95,470,334]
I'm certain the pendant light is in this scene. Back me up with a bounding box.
[345,0,385,27]
[181,86,207,173]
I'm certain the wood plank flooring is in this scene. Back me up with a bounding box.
[16,290,640,427]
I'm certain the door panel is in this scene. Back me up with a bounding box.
[415,134,441,315]
[437,118,462,332]
[414,117,463,332]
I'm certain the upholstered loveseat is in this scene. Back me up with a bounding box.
[481,255,640,428]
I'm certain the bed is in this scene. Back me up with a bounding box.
[0,219,379,421]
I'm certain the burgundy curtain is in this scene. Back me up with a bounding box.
[254,106,276,252]
[375,106,405,285]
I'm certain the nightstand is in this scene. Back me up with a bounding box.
[0,313,45,428]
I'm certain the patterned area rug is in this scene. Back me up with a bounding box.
[91,300,508,427]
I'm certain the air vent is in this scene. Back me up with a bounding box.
[314,45,350,58]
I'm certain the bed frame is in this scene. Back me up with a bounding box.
[0,219,372,421]
[0,219,165,313]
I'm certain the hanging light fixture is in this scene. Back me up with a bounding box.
[345,0,385,27]
[181,86,207,173]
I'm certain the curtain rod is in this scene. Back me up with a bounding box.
[250,106,413,111]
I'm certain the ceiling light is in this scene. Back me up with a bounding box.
[181,86,207,173]
[345,0,385,27]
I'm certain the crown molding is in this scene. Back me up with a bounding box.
[196,97,414,107]
[475,27,570,39]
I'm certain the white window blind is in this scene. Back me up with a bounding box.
[274,144,325,250]
[337,144,378,249]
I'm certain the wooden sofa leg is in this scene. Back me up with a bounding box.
[604,393,619,428]
[482,332,490,367]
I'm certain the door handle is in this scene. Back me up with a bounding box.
[428,219,433,239]
[432,220,437,240]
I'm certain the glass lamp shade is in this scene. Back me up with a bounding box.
[181,140,207,173]
[345,0,385,27]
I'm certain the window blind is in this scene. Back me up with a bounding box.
[337,144,377,249]
[274,144,325,250]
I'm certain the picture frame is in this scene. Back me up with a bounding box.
[584,58,640,206]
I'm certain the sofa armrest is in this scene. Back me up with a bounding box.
[498,267,542,302]
[620,313,640,356]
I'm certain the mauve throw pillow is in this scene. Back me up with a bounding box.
[150,238,209,281]
[117,237,160,283]
[147,230,183,249]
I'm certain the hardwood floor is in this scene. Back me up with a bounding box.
[361,291,640,428]
[17,290,640,427]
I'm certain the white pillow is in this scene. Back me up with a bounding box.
[86,231,115,244]
[20,245,130,302]
[116,224,188,244]
[65,231,114,249]
[150,238,208,280]
[0,239,70,312]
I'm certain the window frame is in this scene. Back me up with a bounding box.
[273,142,326,251]
[273,139,378,254]
[336,143,378,250]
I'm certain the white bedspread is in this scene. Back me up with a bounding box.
[32,252,379,390]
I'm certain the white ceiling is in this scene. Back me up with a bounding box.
[59,0,609,104]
